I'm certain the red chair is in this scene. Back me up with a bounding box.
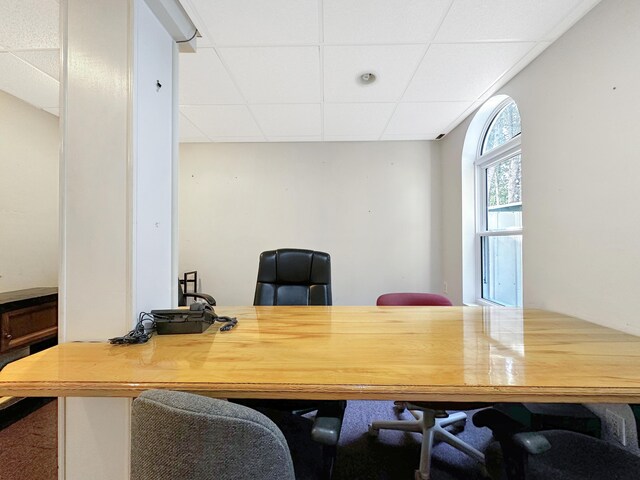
[376,292,453,307]
[369,293,487,480]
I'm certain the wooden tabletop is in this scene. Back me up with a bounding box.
[1,306,640,402]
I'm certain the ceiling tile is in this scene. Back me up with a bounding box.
[13,49,59,80]
[324,103,395,137]
[380,133,435,141]
[250,104,321,137]
[0,0,59,49]
[180,105,264,138]
[385,102,472,137]
[179,112,209,142]
[325,135,380,142]
[324,45,424,102]
[208,136,266,143]
[268,136,322,142]
[179,48,244,104]
[323,0,451,44]
[403,42,534,102]
[219,47,320,103]
[189,0,319,46]
[0,53,59,108]
[435,0,583,42]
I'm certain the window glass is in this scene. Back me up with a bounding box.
[482,102,521,154]
[481,235,523,307]
[485,154,522,231]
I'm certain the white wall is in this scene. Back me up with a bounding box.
[0,90,58,292]
[440,0,640,451]
[441,0,640,335]
[179,141,442,305]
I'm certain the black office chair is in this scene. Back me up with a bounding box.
[369,293,489,480]
[254,248,331,306]
[131,389,325,480]
[236,249,344,479]
[473,405,640,480]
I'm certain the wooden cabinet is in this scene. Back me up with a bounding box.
[0,288,58,354]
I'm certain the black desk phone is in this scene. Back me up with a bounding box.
[151,303,237,334]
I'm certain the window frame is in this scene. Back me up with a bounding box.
[474,99,522,306]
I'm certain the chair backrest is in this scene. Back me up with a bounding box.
[131,390,295,480]
[177,281,187,306]
[376,292,453,306]
[254,248,332,306]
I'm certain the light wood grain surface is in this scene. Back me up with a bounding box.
[1,306,639,402]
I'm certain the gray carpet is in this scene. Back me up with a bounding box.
[333,401,492,480]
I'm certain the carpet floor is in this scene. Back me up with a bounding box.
[0,399,57,480]
[0,399,492,480]
[333,401,492,480]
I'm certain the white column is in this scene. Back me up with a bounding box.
[59,0,194,478]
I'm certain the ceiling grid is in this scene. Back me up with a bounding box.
[3,0,602,143]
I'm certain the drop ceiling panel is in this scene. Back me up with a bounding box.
[250,104,321,137]
[219,47,320,103]
[268,136,322,142]
[179,48,244,104]
[386,101,472,137]
[13,49,59,80]
[208,136,266,143]
[181,105,263,139]
[0,53,59,108]
[435,0,583,42]
[381,133,435,141]
[325,135,380,142]
[323,0,452,45]
[0,0,59,49]
[403,42,535,102]
[1,0,603,142]
[324,45,424,102]
[189,0,319,46]
[324,103,395,137]
[179,112,209,142]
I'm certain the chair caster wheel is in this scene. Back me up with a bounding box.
[393,401,406,413]
[368,424,379,437]
[450,419,467,433]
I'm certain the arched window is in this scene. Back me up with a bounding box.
[475,99,522,306]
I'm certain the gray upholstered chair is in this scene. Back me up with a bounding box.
[369,293,488,480]
[131,390,324,480]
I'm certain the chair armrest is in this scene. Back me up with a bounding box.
[311,400,346,446]
[183,292,216,306]
[512,432,552,455]
[311,416,342,446]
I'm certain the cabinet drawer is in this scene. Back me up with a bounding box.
[1,302,58,353]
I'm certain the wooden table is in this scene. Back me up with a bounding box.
[1,306,640,403]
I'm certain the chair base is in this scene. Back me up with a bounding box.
[369,407,485,480]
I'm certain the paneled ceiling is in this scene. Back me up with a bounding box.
[1,0,601,142]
